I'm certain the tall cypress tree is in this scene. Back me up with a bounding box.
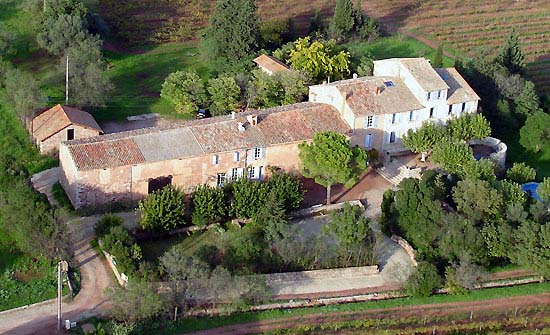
[433,44,444,68]
[200,0,260,71]
[329,0,355,41]
[497,28,525,74]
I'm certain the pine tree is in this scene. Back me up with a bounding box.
[328,0,355,41]
[433,44,444,68]
[497,28,525,74]
[200,0,260,71]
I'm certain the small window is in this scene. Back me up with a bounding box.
[231,168,239,180]
[429,108,434,118]
[409,111,415,121]
[217,173,226,187]
[437,90,442,99]
[212,155,219,165]
[448,104,453,115]
[248,167,256,179]
[365,133,373,148]
[253,147,263,160]
[392,113,397,124]
[389,131,396,144]
[233,151,240,162]
[67,128,74,141]
[461,102,466,112]
[364,116,374,128]
[426,92,431,101]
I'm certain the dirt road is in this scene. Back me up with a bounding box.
[0,216,114,335]
[189,293,550,335]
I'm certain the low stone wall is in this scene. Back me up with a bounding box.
[255,265,379,284]
[470,137,507,171]
[291,200,364,218]
[391,235,417,266]
[101,248,128,287]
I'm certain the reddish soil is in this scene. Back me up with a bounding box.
[189,293,550,335]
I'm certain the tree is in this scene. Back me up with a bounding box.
[247,69,307,108]
[63,36,112,107]
[288,37,350,81]
[452,179,503,222]
[445,254,488,294]
[515,80,541,116]
[108,281,165,322]
[191,184,226,226]
[229,178,270,219]
[520,111,550,152]
[276,70,308,105]
[496,28,525,74]
[433,44,444,68]
[94,213,123,238]
[328,0,355,41]
[0,24,15,57]
[402,121,446,161]
[207,75,240,116]
[356,55,374,77]
[267,172,304,212]
[299,131,368,205]
[159,248,210,282]
[161,71,206,114]
[538,177,550,203]
[37,14,89,55]
[309,9,323,34]
[406,262,441,297]
[3,68,42,122]
[200,0,259,71]
[430,141,475,175]
[508,220,550,278]
[138,185,186,231]
[506,162,536,184]
[446,113,491,142]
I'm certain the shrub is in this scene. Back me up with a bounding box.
[444,255,487,295]
[138,185,186,231]
[160,71,206,114]
[94,213,123,238]
[406,262,441,297]
[101,226,142,275]
[229,178,270,219]
[506,162,536,184]
[191,184,226,226]
[267,172,304,212]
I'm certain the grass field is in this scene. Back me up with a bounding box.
[139,229,219,263]
[173,282,550,333]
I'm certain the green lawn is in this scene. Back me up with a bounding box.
[174,282,550,333]
[344,35,455,68]
[499,131,550,179]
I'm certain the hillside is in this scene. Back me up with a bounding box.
[98,0,550,94]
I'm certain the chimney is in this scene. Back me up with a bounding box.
[246,114,258,126]
[231,111,236,119]
[237,122,245,132]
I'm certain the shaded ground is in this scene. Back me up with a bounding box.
[189,293,550,335]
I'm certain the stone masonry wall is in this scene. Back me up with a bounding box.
[40,125,100,155]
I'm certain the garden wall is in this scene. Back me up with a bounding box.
[469,137,507,171]
[255,265,379,285]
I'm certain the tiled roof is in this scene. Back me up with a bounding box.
[65,102,351,171]
[319,77,425,116]
[253,54,290,73]
[399,58,449,92]
[435,68,481,104]
[32,104,103,142]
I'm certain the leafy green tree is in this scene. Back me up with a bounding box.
[101,226,142,274]
[288,37,350,81]
[200,0,259,71]
[406,262,441,297]
[260,193,290,242]
[492,179,526,206]
[191,184,226,226]
[508,221,550,278]
[207,75,240,116]
[433,44,444,68]
[276,70,308,105]
[260,20,290,50]
[356,55,374,77]
[94,213,123,238]
[3,68,42,122]
[439,212,489,264]
[161,71,206,114]
[230,178,270,219]
[402,121,446,160]
[447,113,491,142]
[328,0,355,41]
[37,14,89,55]
[506,162,536,184]
[496,28,525,74]
[520,111,550,152]
[299,131,368,205]
[43,0,88,18]
[267,172,304,212]
[538,177,550,203]
[445,254,487,294]
[159,248,210,282]
[515,80,541,116]
[63,36,112,107]
[0,24,15,57]
[452,179,503,222]
[108,281,165,322]
[358,17,379,41]
[138,185,186,231]
[462,158,496,181]
[309,9,323,34]
[430,141,475,175]
[323,203,376,266]
[247,69,307,108]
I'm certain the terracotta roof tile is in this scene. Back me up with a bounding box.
[32,105,102,142]
[68,139,145,170]
[253,54,290,73]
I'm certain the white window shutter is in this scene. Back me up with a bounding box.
[212,155,218,165]
[261,146,265,159]
[233,151,239,162]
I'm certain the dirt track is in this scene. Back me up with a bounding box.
[189,293,550,335]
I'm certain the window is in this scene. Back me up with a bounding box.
[429,108,434,118]
[461,102,466,113]
[217,173,226,187]
[253,147,263,160]
[448,104,453,115]
[67,129,74,141]
[233,151,240,162]
[148,176,172,194]
[212,155,219,165]
[389,131,396,144]
[248,167,257,179]
[364,116,374,128]
[437,90,442,99]
[364,133,373,148]
[409,111,415,121]
[426,92,430,101]
[392,113,397,124]
[231,168,239,180]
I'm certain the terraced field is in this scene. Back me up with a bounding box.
[98,0,550,94]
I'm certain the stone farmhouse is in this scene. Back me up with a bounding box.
[31,104,103,154]
[59,57,480,209]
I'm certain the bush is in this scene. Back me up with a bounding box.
[406,262,441,297]
[444,255,487,295]
[160,71,206,114]
[101,226,142,275]
[506,162,536,184]
[94,213,123,238]
[191,184,226,226]
[267,172,304,212]
[138,185,186,231]
[229,178,270,219]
